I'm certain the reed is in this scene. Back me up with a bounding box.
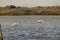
[0,24,3,40]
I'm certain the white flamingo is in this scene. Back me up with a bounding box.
[11,21,21,30]
[36,19,44,30]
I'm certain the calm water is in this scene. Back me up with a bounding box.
[0,16,60,40]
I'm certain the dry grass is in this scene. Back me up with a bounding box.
[0,6,60,15]
[0,32,3,40]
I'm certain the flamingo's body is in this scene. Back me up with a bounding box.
[37,20,44,23]
[11,22,19,27]
[36,20,44,30]
[11,21,21,30]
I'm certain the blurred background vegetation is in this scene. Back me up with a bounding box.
[0,5,60,15]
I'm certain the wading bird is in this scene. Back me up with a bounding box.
[11,21,21,30]
[36,19,44,30]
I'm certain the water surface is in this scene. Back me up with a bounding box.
[0,16,60,40]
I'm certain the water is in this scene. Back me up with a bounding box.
[0,16,60,40]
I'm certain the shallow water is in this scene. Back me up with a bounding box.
[0,16,60,40]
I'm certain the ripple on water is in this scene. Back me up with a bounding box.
[2,27,60,40]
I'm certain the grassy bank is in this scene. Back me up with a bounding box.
[0,5,60,15]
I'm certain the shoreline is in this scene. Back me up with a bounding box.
[0,15,60,16]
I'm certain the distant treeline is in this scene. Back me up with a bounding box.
[0,5,60,15]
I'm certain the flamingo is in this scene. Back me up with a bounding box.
[11,21,21,30]
[36,19,44,30]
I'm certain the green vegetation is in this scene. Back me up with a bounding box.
[0,5,60,15]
